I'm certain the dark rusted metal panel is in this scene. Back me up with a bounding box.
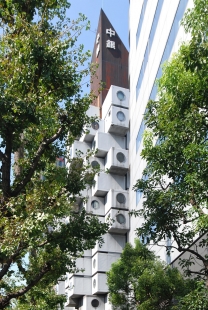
[91,10,129,115]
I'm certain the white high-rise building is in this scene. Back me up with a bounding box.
[59,1,194,309]
[128,0,193,262]
[61,86,130,310]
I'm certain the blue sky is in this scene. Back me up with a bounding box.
[68,0,129,50]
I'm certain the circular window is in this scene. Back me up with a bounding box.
[91,299,99,307]
[116,214,126,224]
[93,279,96,288]
[91,121,99,130]
[116,193,126,204]
[117,111,125,122]
[91,160,100,168]
[116,152,125,163]
[91,200,99,210]
[117,91,125,101]
[93,258,96,268]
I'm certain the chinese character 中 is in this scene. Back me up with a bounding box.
[106,28,115,37]
[106,40,115,49]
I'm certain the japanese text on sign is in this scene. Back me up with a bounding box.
[106,40,115,49]
[106,28,116,49]
[106,28,115,37]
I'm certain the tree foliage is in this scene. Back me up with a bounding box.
[174,281,208,310]
[13,281,66,310]
[107,240,191,310]
[134,0,208,286]
[0,0,108,308]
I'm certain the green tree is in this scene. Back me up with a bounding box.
[0,1,108,308]
[174,281,208,310]
[107,240,189,310]
[13,282,66,310]
[134,0,208,286]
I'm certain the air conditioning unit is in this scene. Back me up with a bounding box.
[83,196,105,216]
[92,273,108,294]
[105,147,129,174]
[102,85,129,119]
[105,189,129,214]
[106,209,130,233]
[92,253,121,274]
[92,132,126,157]
[105,106,129,135]
[80,119,105,142]
[67,276,92,298]
[83,296,105,310]
[92,233,126,255]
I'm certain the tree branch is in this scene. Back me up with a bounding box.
[0,258,13,280]
[11,126,64,197]
[186,270,206,277]
[0,263,51,309]
[155,238,207,265]
[16,259,26,275]
[36,240,49,248]
[0,242,27,280]
[173,232,206,263]
[2,130,12,197]
[158,179,171,191]
[190,188,205,215]
[0,150,6,163]
[179,247,206,264]
[183,216,199,224]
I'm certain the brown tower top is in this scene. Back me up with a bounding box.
[91,9,129,114]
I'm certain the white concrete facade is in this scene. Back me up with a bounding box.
[128,0,193,262]
[63,86,130,310]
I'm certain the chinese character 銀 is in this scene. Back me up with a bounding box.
[106,40,115,49]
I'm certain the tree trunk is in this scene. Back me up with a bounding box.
[14,133,24,177]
